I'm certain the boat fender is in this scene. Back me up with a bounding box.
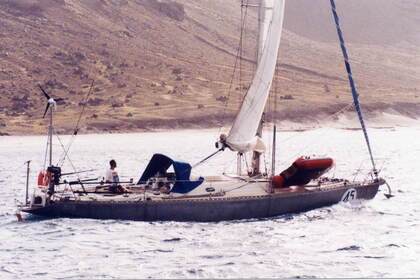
[272,175,284,188]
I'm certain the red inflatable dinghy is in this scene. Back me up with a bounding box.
[273,157,334,188]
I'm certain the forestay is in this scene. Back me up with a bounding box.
[226,0,285,153]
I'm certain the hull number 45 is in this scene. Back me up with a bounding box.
[341,188,357,202]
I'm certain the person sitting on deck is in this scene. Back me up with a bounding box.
[105,159,124,192]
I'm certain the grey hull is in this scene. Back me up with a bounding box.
[22,181,382,222]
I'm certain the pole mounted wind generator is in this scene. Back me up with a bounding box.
[38,84,64,195]
[40,85,64,117]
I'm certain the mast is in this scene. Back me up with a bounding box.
[251,0,268,176]
[25,160,31,205]
[328,0,378,178]
[48,104,55,195]
[251,116,263,175]
[269,124,276,193]
[49,105,53,166]
[38,84,61,195]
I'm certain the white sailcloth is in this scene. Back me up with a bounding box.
[226,0,285,153]
[258,0,274,62]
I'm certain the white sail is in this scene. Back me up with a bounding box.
[226,0,285,153]
[258,0,274,62]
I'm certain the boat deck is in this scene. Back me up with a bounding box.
[44,176,360,204]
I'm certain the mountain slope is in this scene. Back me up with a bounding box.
[0,0,419,135]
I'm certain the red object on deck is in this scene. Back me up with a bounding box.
[43,170,51,186]
[272,175,284,188]
[37,171,44,186]
[295,157,333,170]
[38,170,51,186]
[273,157,334,188]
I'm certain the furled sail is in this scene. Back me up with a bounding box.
[226,0,285,153]
[258,0,274,62]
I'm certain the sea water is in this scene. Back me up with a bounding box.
[0,126,419,279]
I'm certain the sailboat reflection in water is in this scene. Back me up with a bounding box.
[18,0,390,222]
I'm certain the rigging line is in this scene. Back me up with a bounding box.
[223,156,241,174]
[273,57,280,170]
[54,132,73,169]
[281,102,354,144]
[52,134,82,195]
[57,80,95,167]
[57,34,98,166]
[375,156,392,177]
[56,44,97,166]
[239,0,244,110]
[266,55,281,169]
[53,130,83,183]
[217,0,249,137]
[239,0,250,109]
[274,54,280,124]
[53,131,72,167]
[263,152,268,175]
[225,181,250,193]
[352,160,366,182]
[329,0,377,176]
[73,79,95,135]
[224,174,263,193]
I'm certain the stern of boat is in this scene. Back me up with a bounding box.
[18,192,56,218]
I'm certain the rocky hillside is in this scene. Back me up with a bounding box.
[0,0,419,135]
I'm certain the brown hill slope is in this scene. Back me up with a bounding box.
[0,0,419,135]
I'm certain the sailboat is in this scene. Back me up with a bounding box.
[18,0,389,222]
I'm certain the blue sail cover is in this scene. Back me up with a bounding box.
[138,153,204,194]
[171,160,204,194]
[138,154,172,183]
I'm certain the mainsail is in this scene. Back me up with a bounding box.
[226,0,285,153]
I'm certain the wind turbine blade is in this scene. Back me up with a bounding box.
[43,103,50,118]
[38,84,50,100]
[55,98,64,104]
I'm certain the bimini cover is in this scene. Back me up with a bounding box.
[138,153,204,194]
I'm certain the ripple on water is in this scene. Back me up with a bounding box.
[163,237,182,242]
[337,245,362,251]
[199,255,224,260]
[143,249,174,253]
